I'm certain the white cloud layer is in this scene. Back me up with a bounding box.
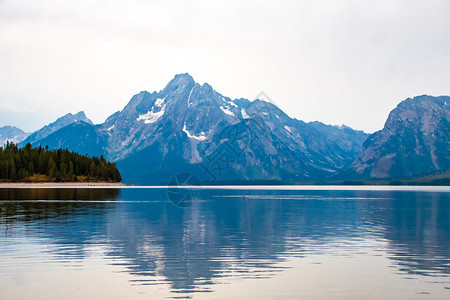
[0,0,449,132]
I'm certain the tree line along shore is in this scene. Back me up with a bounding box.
[0,142,121,182]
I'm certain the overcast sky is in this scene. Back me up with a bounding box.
[1,0,449,133]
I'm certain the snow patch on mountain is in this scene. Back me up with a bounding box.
[154,96,166,108]
[220,106,235,117]
[183,123,207,141]
[241,109,250,119]
[228,99,238,107]
[187,87,195,107]
[137,105,166,124]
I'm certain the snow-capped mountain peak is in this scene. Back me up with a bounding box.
[19,73,371,184]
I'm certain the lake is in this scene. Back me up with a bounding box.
[0,186,449,299]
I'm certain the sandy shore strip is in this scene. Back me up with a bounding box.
[0,182,132,188]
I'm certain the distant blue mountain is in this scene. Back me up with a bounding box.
[19,111,93,147]
[0,125,29,146]
[34,121,107,157]
[17,74,371,184]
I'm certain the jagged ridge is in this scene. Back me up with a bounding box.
[18,74,368,184]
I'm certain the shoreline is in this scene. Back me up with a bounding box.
[0,183,448,192]
[0,182,131,187]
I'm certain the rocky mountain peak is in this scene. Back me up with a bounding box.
[73,111,90,121]
[58,111,93,125]
[19,111,93,147]
[382,95,449,136]
[163,73,195,94]
[352,95,449,178]
[0,126,30,146]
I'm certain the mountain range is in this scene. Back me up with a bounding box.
[5,74,449,184]
[0,126,29,146]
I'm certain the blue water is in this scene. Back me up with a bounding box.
[0,187,449,299]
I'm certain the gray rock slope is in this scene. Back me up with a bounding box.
[351,95,449,179]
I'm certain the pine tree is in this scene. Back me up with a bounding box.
[9,158,16,180]
[48,157,57,179]
[28,161,34,175]
[59,162,67,179]
[89,161,96,178]
[0,143,121,182]
[68,161,74,180]
[37,150,45,173]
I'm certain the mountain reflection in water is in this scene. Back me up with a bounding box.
[0,188,449,299]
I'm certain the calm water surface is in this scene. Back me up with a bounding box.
[0,187,449,299]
